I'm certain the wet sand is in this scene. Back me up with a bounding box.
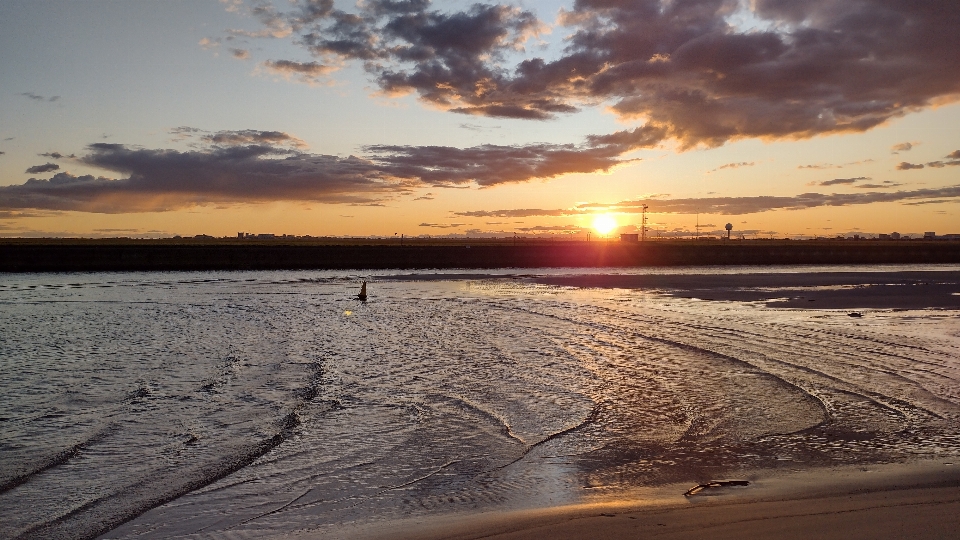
[337,462,960,540]
[531,270,960,309]
[321,270,960,540]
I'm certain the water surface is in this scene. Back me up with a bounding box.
[1,267,958,539]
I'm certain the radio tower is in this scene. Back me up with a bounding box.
[641,204,649,242]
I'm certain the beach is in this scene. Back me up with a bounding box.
[347,462,960,540]
[1,266,958,539]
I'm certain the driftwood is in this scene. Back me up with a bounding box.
[683,480,750,497]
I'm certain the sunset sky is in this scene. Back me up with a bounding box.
[1,0,959,239]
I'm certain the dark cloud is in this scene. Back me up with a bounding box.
[819,177,868,186]
[897,152,960,170]
[248,0,960,148]
[38,152,74,159]
[897,162,925,170]
[230,48,251,60]
[0,151,5,156]
[25,163,60,174]
[464,185,960,217]
[0,131,630,212]
[413,192,434,200]
[364,139,624,187]
[0,144,406,212]
[20,92,59,102]
[923,151,960,168]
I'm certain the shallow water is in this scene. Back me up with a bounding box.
[1,267,958,539]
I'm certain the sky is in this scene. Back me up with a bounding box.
[1,0,959,239]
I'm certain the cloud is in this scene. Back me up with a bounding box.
[588,186,960,214]
[0,210,51,219]
[0,129,632,212]
[230,48,250,60]
[924,151,960,168]
[0,151,5,156]
[856,182,904,189]
[897,162,925,170]
[891,142,917,153]
[464,185,960,217]
[38,152,75,159]
[241,0,960,148]
[516,225,584,232]
[199,37,221,50]
[261,59,336,83]
[419,222,466,228]
[714,162,754,171]
[897,152,960,170]
[203,129,308,148]
[20,92,59,102]
[25,163,60,174]
[459,123,501,132]
[455,208,582,218]
[413,192,434,200]
[819,177,868,186]
[228,1,292,38]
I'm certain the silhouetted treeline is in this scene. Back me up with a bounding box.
[2,239,958,272]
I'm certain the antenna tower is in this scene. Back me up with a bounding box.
[641,204,649,241]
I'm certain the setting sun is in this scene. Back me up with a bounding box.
[592,214,617,235]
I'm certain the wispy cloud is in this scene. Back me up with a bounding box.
[260,59,336,83]
[710,162,754,173]
[458,185,960,217]
[230,48,250,60]
[203,129,307,148]
[419,222,466,228]
[818,177,869,186]
[896,151,960,170]
[20,92,59,102]
[25,163,60,174]
[891,142,918,154]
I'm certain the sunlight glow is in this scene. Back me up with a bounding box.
[592,214,617,235]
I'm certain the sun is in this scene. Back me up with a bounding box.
[592,214,617,235]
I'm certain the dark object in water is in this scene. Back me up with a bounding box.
[848,312,863,317]
[683,480,750,497]
[357,281,367,301]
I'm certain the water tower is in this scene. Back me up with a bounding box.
[725,223,733,240]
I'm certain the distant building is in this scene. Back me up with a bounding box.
[878,233,890,240]
[238,232,244,238]
[942,234,960,240]
[620,233,639,242]
[256,233,276,239]
[890,232,901,240]
[924,231,936,239]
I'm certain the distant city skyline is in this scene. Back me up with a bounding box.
[2,0,959,239]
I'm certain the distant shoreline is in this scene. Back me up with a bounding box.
[2,239,959,272]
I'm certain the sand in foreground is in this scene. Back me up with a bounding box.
[324,463,960,540]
